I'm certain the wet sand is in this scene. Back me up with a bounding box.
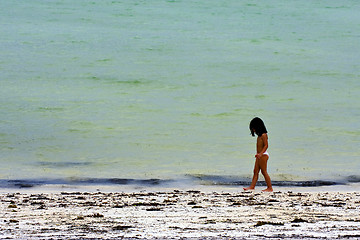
[1,190,360,239]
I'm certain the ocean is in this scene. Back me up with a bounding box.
[1,0,359,189]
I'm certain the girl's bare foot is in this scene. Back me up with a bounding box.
[243,187,255,191]
[262,188,273,192]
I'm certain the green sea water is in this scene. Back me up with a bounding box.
[0,0,359,186]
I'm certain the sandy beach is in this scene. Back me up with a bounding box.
[1,189,360,239]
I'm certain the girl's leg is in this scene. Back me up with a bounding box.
[243,159,260,190]
[258,155,273,192]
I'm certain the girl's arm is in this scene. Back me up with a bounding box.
[256,133,268,158]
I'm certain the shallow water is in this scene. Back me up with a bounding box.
[0,0,359,188]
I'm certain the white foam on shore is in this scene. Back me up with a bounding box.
[1,190,360,239]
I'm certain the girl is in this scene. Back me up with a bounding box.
[243,117,273,192]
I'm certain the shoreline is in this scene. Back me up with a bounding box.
[1,174,360,194]
[1,180,360,194]
[1,188,360,239]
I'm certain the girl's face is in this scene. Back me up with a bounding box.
[251,128,256,136]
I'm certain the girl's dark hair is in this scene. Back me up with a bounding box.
[249,117,267,137]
